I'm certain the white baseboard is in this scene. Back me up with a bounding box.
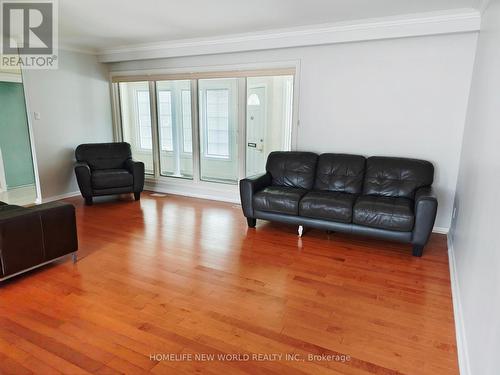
[41,191,81,203]
[448,235,471,375]
[433,226,449,234]
[144,183,240,204]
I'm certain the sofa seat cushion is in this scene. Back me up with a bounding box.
[299,191,357,223]
[253,186,307,215]
[353,196,414,232]
[91,169,133,189]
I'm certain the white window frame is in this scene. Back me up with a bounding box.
[110,61,300,202]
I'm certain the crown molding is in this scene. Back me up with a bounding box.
[59,43,98,55]
[477,0,492,14]
[97,9,481,63]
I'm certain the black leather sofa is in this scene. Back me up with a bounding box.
[0,201,78,282]
[240,152,438,257]
[74,142,145,205]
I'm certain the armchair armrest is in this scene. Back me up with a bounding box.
[239,172,272,218]
[124,159,145,193]
[74,161,92,198]
[412,186,438,248]
[0,202,78,278]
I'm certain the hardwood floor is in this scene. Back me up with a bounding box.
[0,192,458,375]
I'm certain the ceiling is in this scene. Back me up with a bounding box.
[59,0,479,52]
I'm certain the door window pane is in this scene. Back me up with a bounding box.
[156,80,193,179]
[246,75,294,177]
[198,79,239,184]
[205,89,229,158]
[118,81,154,174]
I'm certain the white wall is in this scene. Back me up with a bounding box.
[110,32,477,230]
[23,50,113,200]
[449,1,500,374]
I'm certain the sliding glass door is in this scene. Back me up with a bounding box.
[115,72,295,190]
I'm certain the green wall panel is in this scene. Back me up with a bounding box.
[0,82,35,188]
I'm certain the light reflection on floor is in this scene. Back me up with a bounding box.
[0,185,37,205]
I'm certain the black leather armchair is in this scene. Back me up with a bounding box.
[74,142,144,205]
[240,152,438,257]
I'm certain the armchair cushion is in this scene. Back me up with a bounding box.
[91,169,133,189]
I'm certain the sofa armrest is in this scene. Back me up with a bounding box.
[412,186,438,247]
[124,159,145,193]
[0,202,78,278]
[239,172,272,218]
[74,161,92,198]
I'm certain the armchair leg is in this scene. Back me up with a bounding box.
[412,245,424,257]
[85,197,93,206]
[134,192,141,201]
[247,218,256,228]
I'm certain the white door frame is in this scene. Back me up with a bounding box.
[0,147,7,192]
[19,69,42,203]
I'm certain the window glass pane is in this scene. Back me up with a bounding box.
[245,75,294,177]
[156,80,193,179]
[158,90,173,151]
[118,81,154,174]
[181,90,192,153]
[198,78,238,184]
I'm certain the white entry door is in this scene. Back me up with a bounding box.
[246,86,267,177]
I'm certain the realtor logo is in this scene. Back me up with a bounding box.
[1,0,58,69]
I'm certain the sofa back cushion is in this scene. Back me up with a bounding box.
[363,157,434,199]
[314,154,366,194]
[75,142,132,170]
[266,151,318,190]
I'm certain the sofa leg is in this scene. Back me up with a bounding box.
[247,218,256,228]
[72,252,78,263]
[134,192,141,201]
[84,197,93,206]
[412,245,424,257]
